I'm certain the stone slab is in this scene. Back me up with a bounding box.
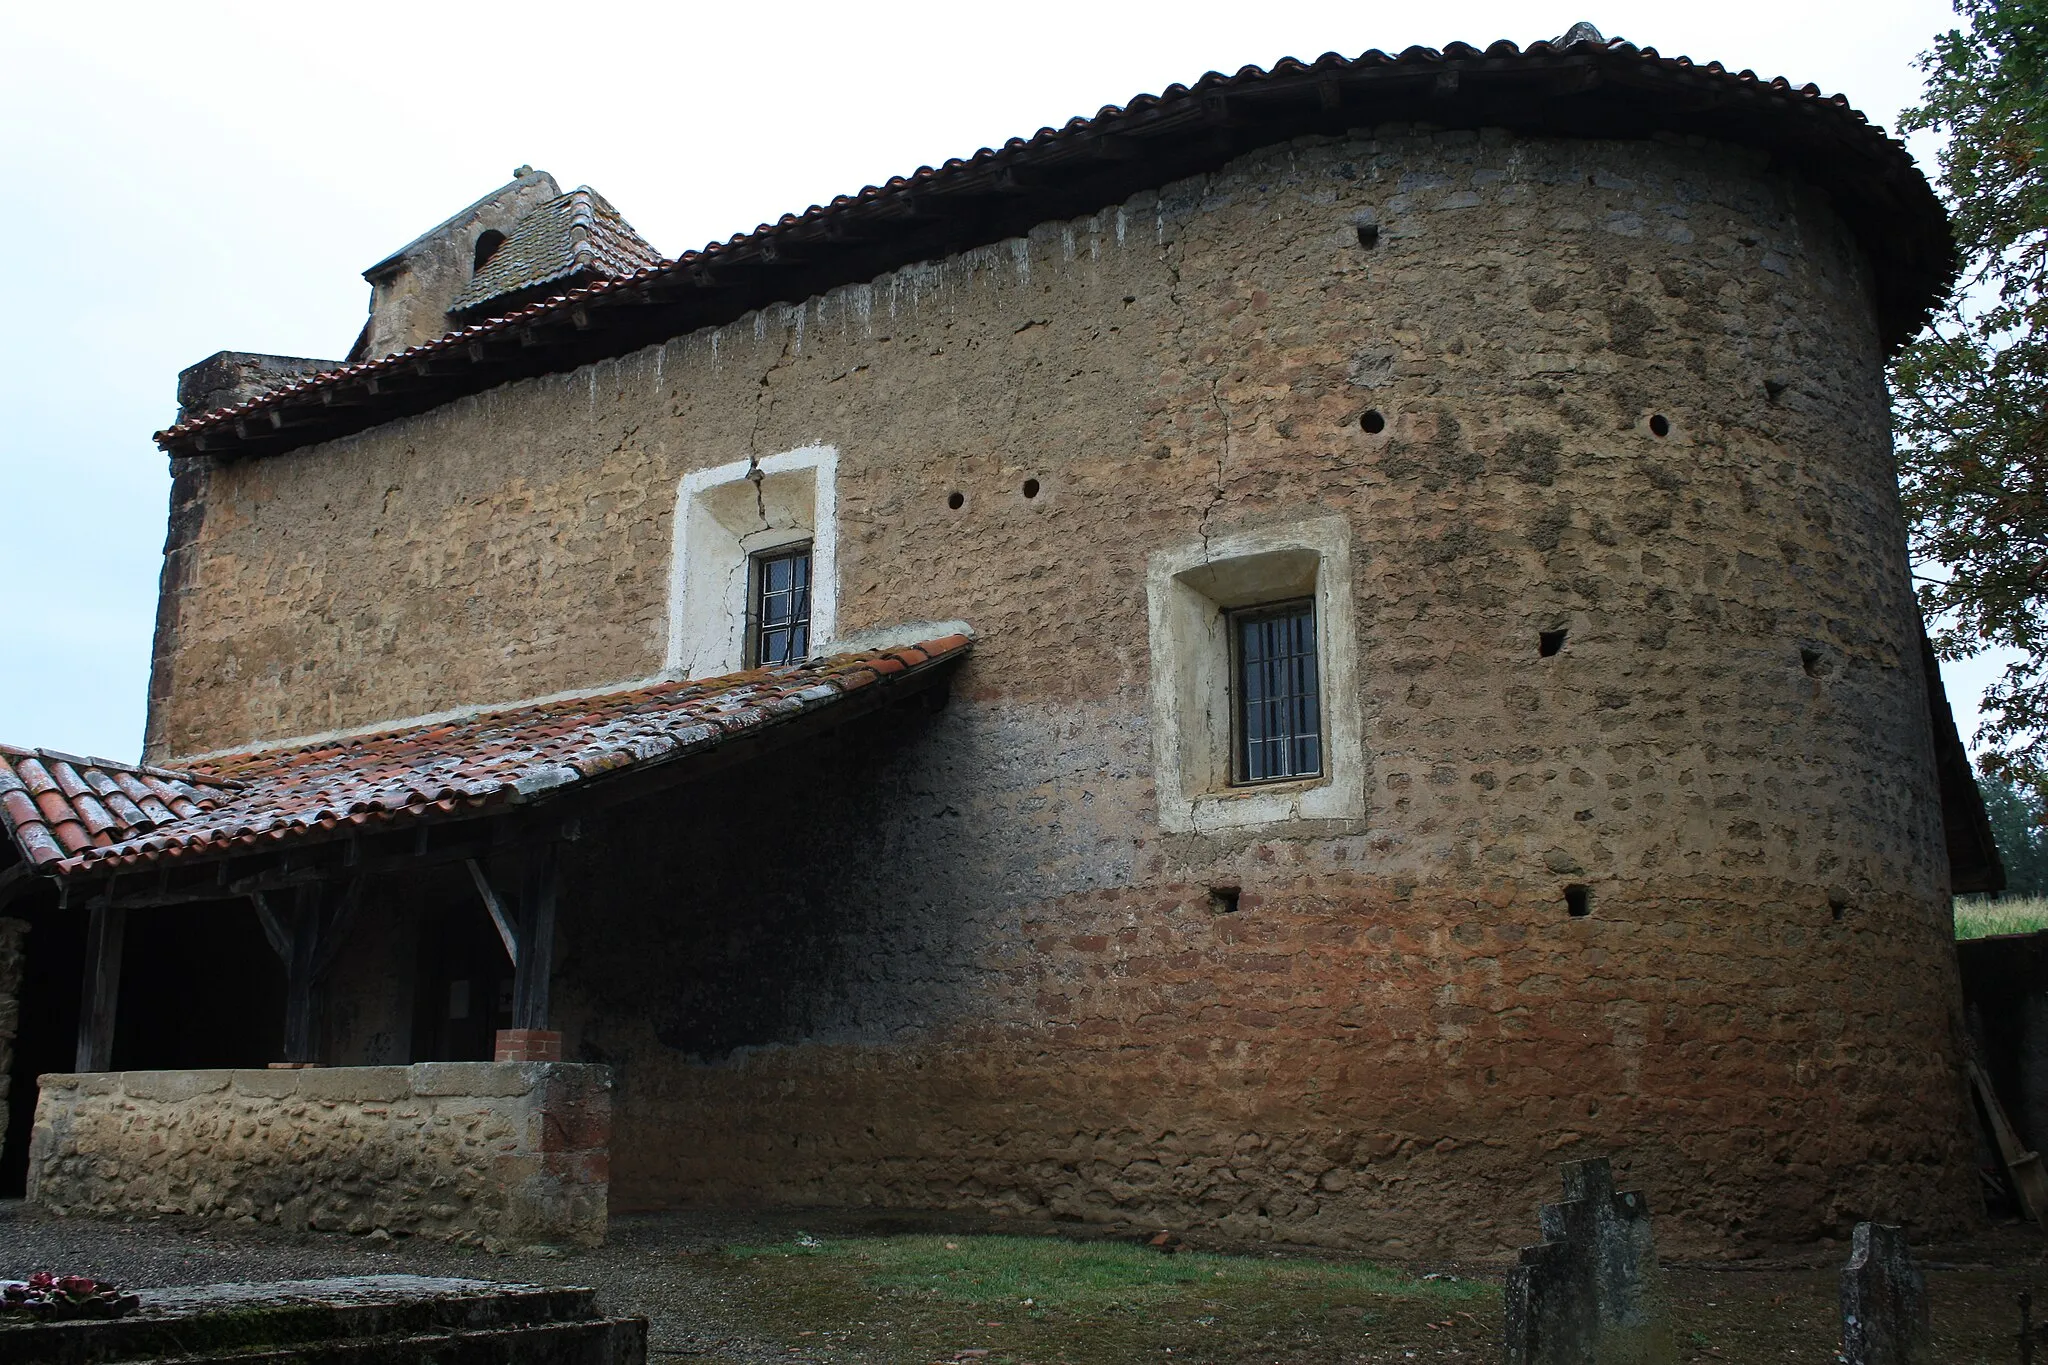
[0,1275,642,1365]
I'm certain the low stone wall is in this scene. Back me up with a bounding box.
[25,1063,610,1250]
[0,917,26,1165]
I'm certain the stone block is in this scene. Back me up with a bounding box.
[230,1068,305,1099]
[408,1062,533,1098]
[53,1072,123,1098]
[117,1071,231,1104]
[296,1066,411,1103]
[1840,1222,1927,1365]
[1505,1157,1676,1365]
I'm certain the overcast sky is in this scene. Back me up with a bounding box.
[0,0,2011,763]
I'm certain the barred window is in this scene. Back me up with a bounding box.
[1233,600,1322,783]
[749,544,812,666]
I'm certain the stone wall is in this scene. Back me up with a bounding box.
[0,917,24,1166]
[559,706,1971,1259]
[26,1063,610,1250]
[175,353,342,426]
[146,127,1974,1256]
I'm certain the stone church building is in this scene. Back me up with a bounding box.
[0,26,2005,1257]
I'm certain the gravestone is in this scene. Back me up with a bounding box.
[1840,1222,1928,1365]
[1504,1156,1677,1365]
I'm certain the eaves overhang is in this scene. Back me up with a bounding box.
[2,637,970,907]
[156,31,1954,462]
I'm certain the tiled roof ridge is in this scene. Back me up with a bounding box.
[446,184,664,318]
[20,634,971,877]
[566,187,613,268]
[196,643,939,768]
[169,670,685,768]
[157,31,1949,453]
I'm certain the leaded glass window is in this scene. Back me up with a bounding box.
[750,544,811,666]
[1233,600,1321,783]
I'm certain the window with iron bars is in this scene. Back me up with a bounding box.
[1232,599,1322,784]
[749,544,812,666]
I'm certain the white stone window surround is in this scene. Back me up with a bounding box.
[665,445,839,679]
[1146,516,1366,833]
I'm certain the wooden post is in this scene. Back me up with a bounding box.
[74,902,126,1072]
[511,840,559,1032]
[281,883,324,1064]
[254,877,364,1066]
[465,858,520,966]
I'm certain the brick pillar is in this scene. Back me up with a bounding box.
[0,917,28,1165]
[495,1028,563,1062]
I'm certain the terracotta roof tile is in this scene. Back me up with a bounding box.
[448,187,663,317]
[0,744,237,871]
[154,29,1953,462]
[0,635,970,878]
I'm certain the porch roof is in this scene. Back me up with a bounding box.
[0,634,969,880]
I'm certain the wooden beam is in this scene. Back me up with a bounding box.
[252,875,370,1063]
[282,883,323,1063]
[1083,131,1145,161]
[250,890,293,961]
[990,166,1045,194]
[1970,1059,2048,1222]
[86,823,512,909]
[466,858,520,966]
[74,903,126,1072]
[310,875,367,980]
[511,840,559,1031]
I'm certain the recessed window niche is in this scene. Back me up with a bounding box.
[1145,517,1365,833]
[665,446,838,679]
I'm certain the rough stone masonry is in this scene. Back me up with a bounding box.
[27,1063,610,1250]
[117,52,1976,1258]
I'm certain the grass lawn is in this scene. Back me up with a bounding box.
[696,1232,1491,1363]
[1955,894,2048,939]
